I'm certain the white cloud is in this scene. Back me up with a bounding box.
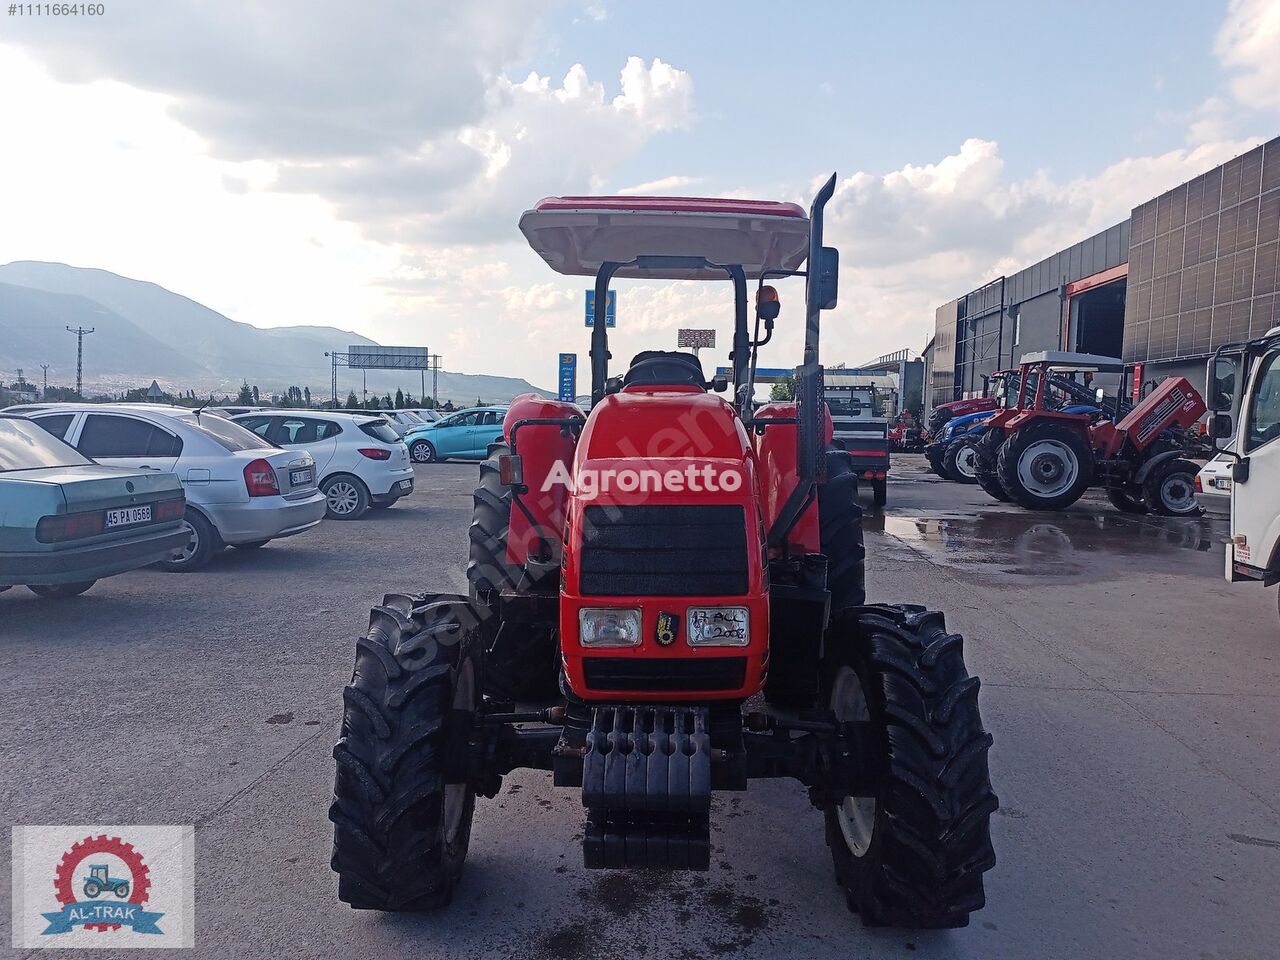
[617,175,703,195]
[1215,0,1280,112]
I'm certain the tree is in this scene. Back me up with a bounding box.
[394,388,405,408]
[251,385,260,404]
[770,375,795,401]
[345,390,359,409]
[304,386,311,407]
[237,380,254,405]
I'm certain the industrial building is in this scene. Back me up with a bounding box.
[927,134,1280,409]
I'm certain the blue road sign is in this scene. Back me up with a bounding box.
[585,289,617,327]
[558,353,577,402]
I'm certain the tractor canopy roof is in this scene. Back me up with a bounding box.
[1018,350,1126,373]
[519,196,810,280]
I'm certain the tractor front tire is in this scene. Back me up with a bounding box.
[943,438,980,484]
[329,594,481,911]
[1143,458,1202,516]
[467,446,560,701]
[996,423,1092,511]
[1105,487,1149,514]
[823,605,997,928]
[973,432,1010,502]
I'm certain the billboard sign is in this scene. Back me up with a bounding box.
[558,353,577,402]
[347,345,430,370]
[584,290,616,327]
[677,328,716,349]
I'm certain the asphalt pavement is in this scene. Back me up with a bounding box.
[2,456,1277,959]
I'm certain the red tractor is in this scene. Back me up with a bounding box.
[328,179,997,928]
[973,351,1206,513]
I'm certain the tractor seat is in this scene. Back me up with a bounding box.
[621,351,708,390]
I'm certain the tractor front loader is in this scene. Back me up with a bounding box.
[328,179,998,928]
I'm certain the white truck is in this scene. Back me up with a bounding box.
[1208,324,1280,625]
[824,384,890,507]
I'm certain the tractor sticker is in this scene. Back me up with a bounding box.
[656,611,679,646]
[11,825,195,948]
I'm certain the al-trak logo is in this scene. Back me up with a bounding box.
[41,834,164,936]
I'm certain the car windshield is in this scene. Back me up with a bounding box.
[179,412,276,452]
[358,419,401,444]
[0,416,93,471]
[400,411,424,423]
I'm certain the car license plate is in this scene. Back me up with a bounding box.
[1214,477,1232,491]
[105,504,151,528]
[399,479,413,491]
[290,468,314,486]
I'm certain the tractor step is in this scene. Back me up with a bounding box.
[581,705,712,870]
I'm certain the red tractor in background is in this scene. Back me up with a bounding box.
[973,351,1206,514]
[329,179,997,928]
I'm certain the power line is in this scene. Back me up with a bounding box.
[39,363,49,397]
[66,326,95,397]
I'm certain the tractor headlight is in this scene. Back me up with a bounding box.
[578,608,642,647]
[686,606,750,646]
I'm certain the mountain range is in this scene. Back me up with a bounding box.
[0,261,548,402]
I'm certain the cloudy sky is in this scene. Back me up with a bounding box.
[1,0,1278,389]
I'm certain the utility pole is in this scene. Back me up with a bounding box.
[66,326,95,397]
[39,364,49,397]
[430,354,442,407]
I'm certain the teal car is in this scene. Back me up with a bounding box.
[0,414,188,598]
[404,407,507,463]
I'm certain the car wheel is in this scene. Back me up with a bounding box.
[28,581,96,598]
[231,540,269,550]
[157,508,219,572]
[322,475,370,520]
[410,439,437,464]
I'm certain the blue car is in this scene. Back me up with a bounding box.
[403,407,508,463]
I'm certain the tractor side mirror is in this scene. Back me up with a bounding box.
[711,373,729,393]
[604,376,623,395]
[815,246,839,310]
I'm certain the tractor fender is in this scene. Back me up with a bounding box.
[1133,449,1185,486]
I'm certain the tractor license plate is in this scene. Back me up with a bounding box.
[290,468,313,486]
[105,504,151,528]
[1214,477,1232,491]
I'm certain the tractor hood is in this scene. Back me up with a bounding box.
[576,391,750,462]
[519,196,810,280]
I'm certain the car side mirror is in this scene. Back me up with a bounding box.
[711,373,729,393]
[1208,412,1233,440]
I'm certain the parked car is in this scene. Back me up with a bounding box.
[0,413,189,597]
[232,411,414,520]
[1195,443,1235,516]
[402,408,441,422]
[26,404,326,570]
[402,406,508,463]
[335,409,421,438]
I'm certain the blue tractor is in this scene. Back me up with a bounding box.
[82,863,130,899]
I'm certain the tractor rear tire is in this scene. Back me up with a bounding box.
[942,438,980,484]
[996,423,1093,511]
[820,450,867,613]
[1143,458,1202,516]
[822,605,997,928]
[466,446,560,701]
[1105,487,1149,514]
[330,594,481,911]
[765,450,866,709]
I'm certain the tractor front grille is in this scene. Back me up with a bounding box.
[579,504,748,596]
[582,656,748,692]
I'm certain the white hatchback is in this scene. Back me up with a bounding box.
[233,411,415,520]
[27,404,326,570]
